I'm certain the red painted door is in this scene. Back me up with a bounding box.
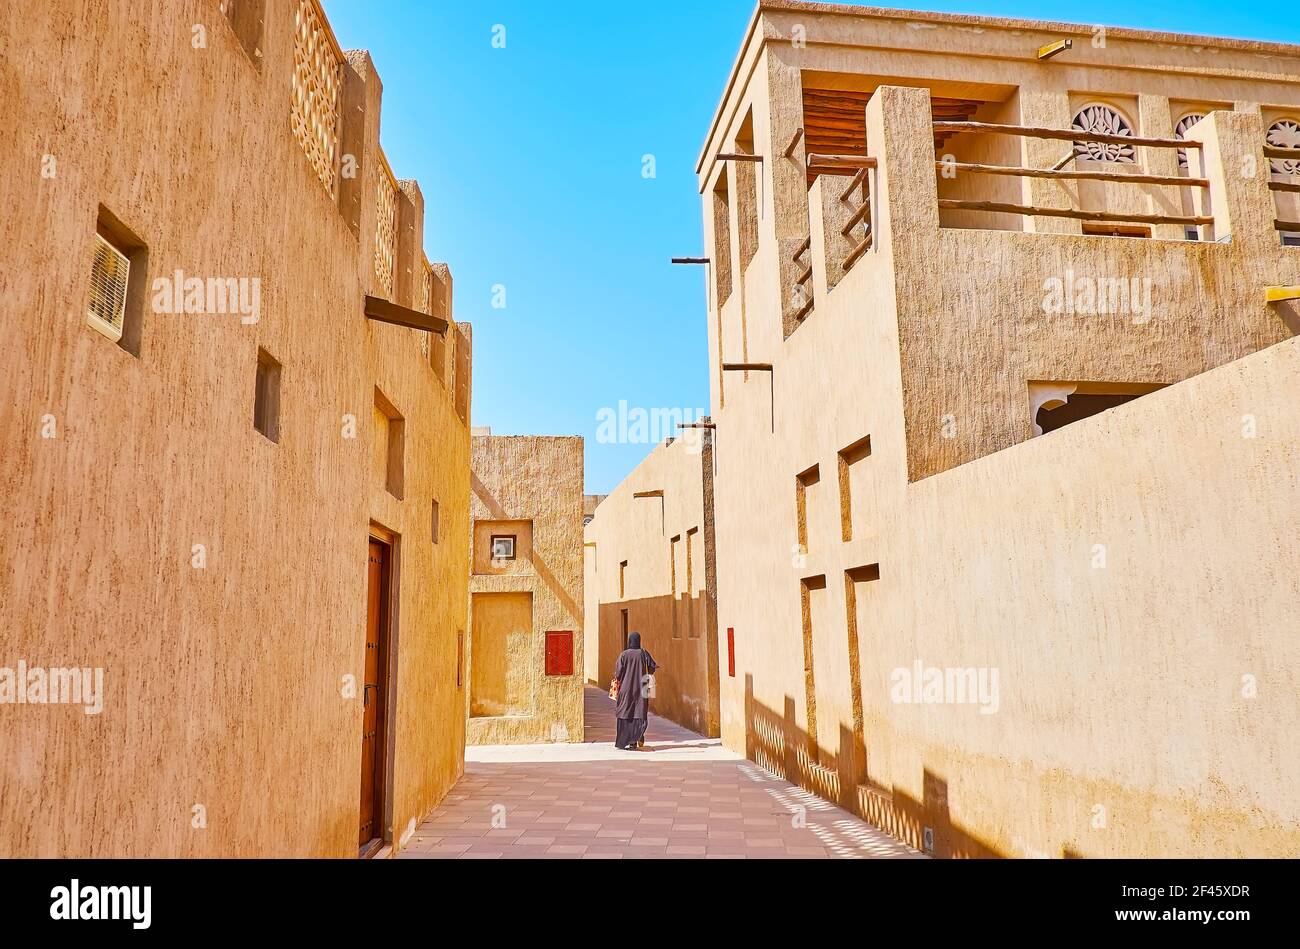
[359,539,389,849]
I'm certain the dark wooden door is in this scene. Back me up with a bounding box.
[360,539,389,849]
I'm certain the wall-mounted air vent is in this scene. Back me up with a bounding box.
[87,234,130,342]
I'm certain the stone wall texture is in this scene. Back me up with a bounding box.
[468,435,585,745]
[584,435,721,737]
[685,4,1300,856]
[0,0,471,857]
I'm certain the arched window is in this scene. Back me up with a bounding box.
[1267,119,1300,176]
[1072,104,1137,163]
[1174,114,1206,171]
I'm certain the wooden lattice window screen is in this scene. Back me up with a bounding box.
[1071,104,1137,164]
[291,0,344,197]
[374,163,397,298]
[419,260,433,314]
[1268,119,1300,177]
[417,260,433,357]
[1173,113,1206,171]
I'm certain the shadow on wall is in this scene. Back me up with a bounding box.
[743,673,1003,858]
[594,593,719,738]
[471,470,580,621]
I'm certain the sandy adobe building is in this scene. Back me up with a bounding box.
[468,435,585,744]
[666,1,1300,857]
[584,433,721,737]
[0,0,472,857]
[582,494,607,526]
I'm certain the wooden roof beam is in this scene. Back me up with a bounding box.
[1037,39,1073,60]
[364,295,448,335]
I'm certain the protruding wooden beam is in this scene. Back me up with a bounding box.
[784,127,805,158]
[841,167,870,197]
[678,422,717,430]
[718,152,764,162]
[841,201,871,236]
[671,257,710,265]
[806,154,877,173]
[844,232,873,271]
[1051,152,1077,171]
[933,121,1199,151]
[633,490,665,499]
[936,160,1208,189]
[364,295,448,334]
[1265,286,1300,303]
[938,199,1212,227]
[1037,38,1073,60]
[722,365,776,433]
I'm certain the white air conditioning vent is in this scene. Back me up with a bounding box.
[87,234,129,342]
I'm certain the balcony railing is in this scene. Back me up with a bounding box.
[930,120,1212,233]
[791,236,813,323]
[780,86,1295,349]
[841,164,874,272]
[807,153,875,277]
[1267,144,1300,236]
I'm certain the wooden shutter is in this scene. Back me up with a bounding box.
[545,631,573,677]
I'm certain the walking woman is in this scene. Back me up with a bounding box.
[611,632,658,750]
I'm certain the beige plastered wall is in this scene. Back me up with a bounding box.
[0,0,472,857]
[584,436,721,738]
[467,435,585,744]
[690,5,1300,856]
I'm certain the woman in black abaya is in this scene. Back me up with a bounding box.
[612,632,658,750]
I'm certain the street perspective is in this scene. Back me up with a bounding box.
[2,0,1298,934]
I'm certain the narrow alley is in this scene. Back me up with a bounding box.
[6,0,1297,896]
[399,688,920,859]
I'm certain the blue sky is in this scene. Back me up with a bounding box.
[321,1,1300,494]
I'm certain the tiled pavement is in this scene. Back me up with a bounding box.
[398,687,920,860]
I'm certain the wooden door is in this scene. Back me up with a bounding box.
[360,539,390,850]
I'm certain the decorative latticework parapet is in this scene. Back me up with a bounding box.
[290,0,344,197]
[430,263,453,383]
[418,258,433,314]
[374,157,398,298]
[417,257,433,357]
[453,322,472,424]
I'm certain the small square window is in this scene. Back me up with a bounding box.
[253,348,281,443]
[490,534,516,561]
[1284,233,1300,248]
[373,388,405,500]
[88,207,148,356]
[221,0,265,65]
